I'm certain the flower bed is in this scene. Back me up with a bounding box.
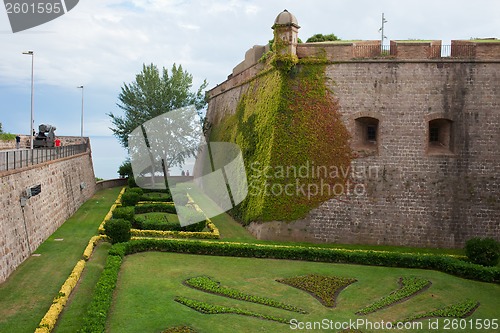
[276,274,357,307]
[174,296,290,324]
[356,276,431,315]
[396,299,479,323]
[184,276,306,313]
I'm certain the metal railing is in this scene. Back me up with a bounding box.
[351,45,476,59]
[0,143,88,172]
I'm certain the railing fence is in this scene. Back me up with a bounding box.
[0,143,88,172]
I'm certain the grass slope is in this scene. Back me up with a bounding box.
[0,187,122,333]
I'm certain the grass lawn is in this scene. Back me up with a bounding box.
[53,242,111,333]
[135,212,179,223]
[108,252,500,333]
[0,187,122,333]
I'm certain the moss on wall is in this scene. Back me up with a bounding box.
[210,62,352,224]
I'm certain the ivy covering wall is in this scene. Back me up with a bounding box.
[210,60,352,224]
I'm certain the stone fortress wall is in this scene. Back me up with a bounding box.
[0,137,96,283]
[206,11,500,248]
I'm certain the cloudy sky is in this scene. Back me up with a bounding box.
[1,0,499,178]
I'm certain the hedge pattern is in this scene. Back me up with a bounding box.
[396,299,479,323]
[75,238,497,333]
[276,274,357,307]
[184,276,306,313]
[356,276,431,315]
[174,296,290,324]
[100,190,220,240]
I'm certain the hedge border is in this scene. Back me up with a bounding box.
[34,235,107,333]
[97,187,126,234]
[99,189,220,240]
[116,239,500,283]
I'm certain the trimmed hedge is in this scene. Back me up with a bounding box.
[140,192,172,202]
[121,191,141,206]
[104,218,131,244]
[134,203,177,214]
[112,206,135,222]
[35,260,86,333]
[118,239,500,283]
[126,187,144,196]
[134,213,180,231]
[465,237,500,267]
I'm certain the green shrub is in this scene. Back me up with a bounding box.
[121,191,140,206]
[126,187,144,196]
[135,203,176,214]
[465,238,500,267]
[0,133,16,141]
[134,213,182,231]
[112,206,134,222]
[140,192,173,202]
[127,176,137,188]
[104,219,131,244]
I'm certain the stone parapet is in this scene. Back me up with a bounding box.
[0,151,96,283]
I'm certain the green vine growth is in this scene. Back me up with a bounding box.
[210,60,353,224]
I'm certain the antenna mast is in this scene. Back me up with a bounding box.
[379,13,388,51]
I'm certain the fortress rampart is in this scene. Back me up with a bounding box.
[206,11,500,248]
[0,139,95,283]
[209,39,500,101]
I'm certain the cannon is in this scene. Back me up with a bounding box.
[33,124,57,148]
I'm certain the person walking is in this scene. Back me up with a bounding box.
[15,135,21,149]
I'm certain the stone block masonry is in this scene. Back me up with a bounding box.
[244,60,500,248]
[0,148,95,283]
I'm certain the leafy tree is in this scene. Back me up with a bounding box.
[118,159,133,178]
[0,122,3,134]
[306,33,340,43]
[108,63,208,149]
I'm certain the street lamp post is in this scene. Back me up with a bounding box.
[22,51,34,150]
[77,86,84,137]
